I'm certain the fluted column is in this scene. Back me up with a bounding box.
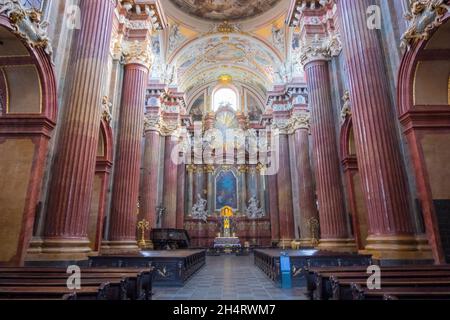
[305,59,354,251]
[276,133,295,245]
[162,135,179,228]
[186,165,195,216]
[337,0,425,259]
[42,0,116,257]
[292,112,319,247]
[205,165,215,215]
[176,163,186,229]
[238,165,247,215]
[141,115,161,230]
[108,62,149,252]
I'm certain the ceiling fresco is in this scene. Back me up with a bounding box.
[172,34,282,93]
[168,0,282,21]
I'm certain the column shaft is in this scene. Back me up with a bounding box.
[294,127,318,246]
[163,136,178,228]
[305,60,354,251]
[43,0,115,256]
[176,164,186,229]
[141,130,160,229]
[338,0,422,258]
[108,64,148,251]
[277,134,295,244]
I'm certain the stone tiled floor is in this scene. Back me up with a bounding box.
[153,254,308,300]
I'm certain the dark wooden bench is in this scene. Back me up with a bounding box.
[351,284,450,300]
[0,283,110,300]
[305,266,450,300]
[0,267,154,300]
[331,276,450,300]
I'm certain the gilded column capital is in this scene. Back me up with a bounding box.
[238,165,248,173]
[122,39,154,70]
[144,113,161,133]
[300,33,342,66]
[272,118,291,135]
[159,117,180,137]
[187,164,197,173]
[204,164,215,173]
[289,111,311,133]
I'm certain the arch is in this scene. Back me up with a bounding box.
[397,16,450,264]
[340,116,368,250]
[87,119,113,252]
[0,16,57,265]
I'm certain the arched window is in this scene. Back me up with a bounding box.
[213,87,238,111]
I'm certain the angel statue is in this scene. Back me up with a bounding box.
[191,193,208,222]
[246,196,264,219]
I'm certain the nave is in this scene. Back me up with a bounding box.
[152,255,306,301]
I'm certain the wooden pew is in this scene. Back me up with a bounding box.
[351,284,450,300]
[331,276,450,300]
[0,267,154,300]
[0,283,110,300]
[0,277,128,300]
[305,266,450,300]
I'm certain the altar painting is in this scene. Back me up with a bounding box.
[215,170,238,211]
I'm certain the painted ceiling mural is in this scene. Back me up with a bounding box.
[172,34,282,93]
[168,0,282,21]
[152,0,305,113]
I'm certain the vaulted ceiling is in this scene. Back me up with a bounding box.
[154,0,302,103]
[168,0,283,22]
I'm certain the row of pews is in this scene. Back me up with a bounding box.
[0,267,154,300]
[305,264,450,300]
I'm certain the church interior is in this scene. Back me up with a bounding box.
[0,0,449,301]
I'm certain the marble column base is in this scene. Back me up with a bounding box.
[101,240,139,255]
[26,237,44,254]
[26,238,92,261]
[318,238,357,252]
[361,235,433,260]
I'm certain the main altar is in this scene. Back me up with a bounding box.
[213,206,241,251]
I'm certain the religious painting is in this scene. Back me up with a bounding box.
[190,95,205,121]
[215,170,238,211]
[247,94,262,122]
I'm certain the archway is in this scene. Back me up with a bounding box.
[0,16,57,265]
[398,17,450,263]
[340,116,368,251]
[87,119,113,252]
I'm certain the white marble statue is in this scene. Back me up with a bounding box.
[246,196,264,219]
[192,193,208,222]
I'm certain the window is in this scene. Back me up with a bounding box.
[213,87,238,112]
[21,0,44,10]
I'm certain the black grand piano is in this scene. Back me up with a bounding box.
[150,228,191,250]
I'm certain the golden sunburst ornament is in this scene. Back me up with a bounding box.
[218,74,233,84]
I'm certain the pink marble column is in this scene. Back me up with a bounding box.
[276,133,295,244]
[141,126,161,229]
[337,0,421,258]
[176,163,186,229]
[163,135,179,228]
[305,60,354,251]
[108,63,148,252]
[293,115,319,246]
[42,0,116,257]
